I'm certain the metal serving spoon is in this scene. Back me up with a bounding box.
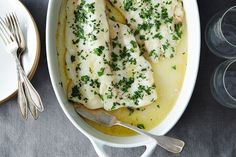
[74,105,185,153]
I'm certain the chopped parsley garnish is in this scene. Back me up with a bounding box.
[59,82,63,87]
[130,40,137,48]
[94,91,103,100]
[111,102,120,110]
[154,20,161,31]
[70,55,76,63]
[85,2,95,14]
[114,77,135,93]
[110,16,116,21]
[130,18,136,23]
[140,7,153,19]
[81,75,90,83]
[105,87,114,99]
[127,107,134,115]
[97,68,105,76]
[139,35,145,40]
[137,124,145,129]
[153,33,163,40]
[72,0,87,41]
[149,50,158,59]
[71,85,81,99]
[129,58,137,65]
[172,65,177,70]
[161,6,173,23]
[75,63,81,71]
[123,0,134,11]
[162,42,170,51]
[93,46,105,56]
[175,23,183,38]
[130,85,155,105]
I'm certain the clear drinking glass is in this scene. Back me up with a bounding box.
[205,6,236,59]
[211,59,236,108]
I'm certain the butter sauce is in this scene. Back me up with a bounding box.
[57,0,187,136]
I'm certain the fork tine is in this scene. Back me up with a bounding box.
[0,21,11,44]
[0,18,13,38]
[5,14,13,33]
[7,14,16,38]
[0,18,15,42]
[5,15,9,27]
[11,13,21,43]
[7,13,19,44]
[4,15,15,44]
[0,25,8,44]
[8,14,19,44]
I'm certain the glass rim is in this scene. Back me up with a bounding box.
[223,59,236,101]
[219,5,236,48]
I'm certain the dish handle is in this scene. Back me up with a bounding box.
[90,139,157,157]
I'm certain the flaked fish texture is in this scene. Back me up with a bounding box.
[104,20,157,110]
[109,0,184,62]
[65,0,116,109]
[65,0,157,110]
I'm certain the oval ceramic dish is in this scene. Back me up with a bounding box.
[46,0,201,156]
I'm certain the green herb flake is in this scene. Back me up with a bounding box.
[71,85,81,99]
[127,107,134,116]
[123,0,134,11]
[70,55,76,63]
[149,50,158,59]
[110,16,116,21]
[137,124,145,129]
[172,65,177,70]
[81,75,90,83]
[111,102,120,110]
[130,40,137,48]
[175,23,183,38]
[98,68,105,76]
[59,82,63,87]
[76,63,81,71]
[129,58,137,65]
[153,33,163,40]
[93,46,105,56]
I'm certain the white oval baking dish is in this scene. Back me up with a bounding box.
[46,0,201,156]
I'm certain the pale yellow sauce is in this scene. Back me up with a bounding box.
[56,0,187,136]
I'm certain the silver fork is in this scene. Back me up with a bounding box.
[5,13,39,119]
[0,18,43,119]
[0,18,27,119]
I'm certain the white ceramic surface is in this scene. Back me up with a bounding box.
[46,0,201,156]
[0,0,40,103]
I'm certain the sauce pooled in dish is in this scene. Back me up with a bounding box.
[57,0,187,136]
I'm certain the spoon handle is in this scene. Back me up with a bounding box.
[115,121,185,153]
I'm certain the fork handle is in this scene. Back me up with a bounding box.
[14,55,44,112]
[16,56,39,119]
[16,65,28,119]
